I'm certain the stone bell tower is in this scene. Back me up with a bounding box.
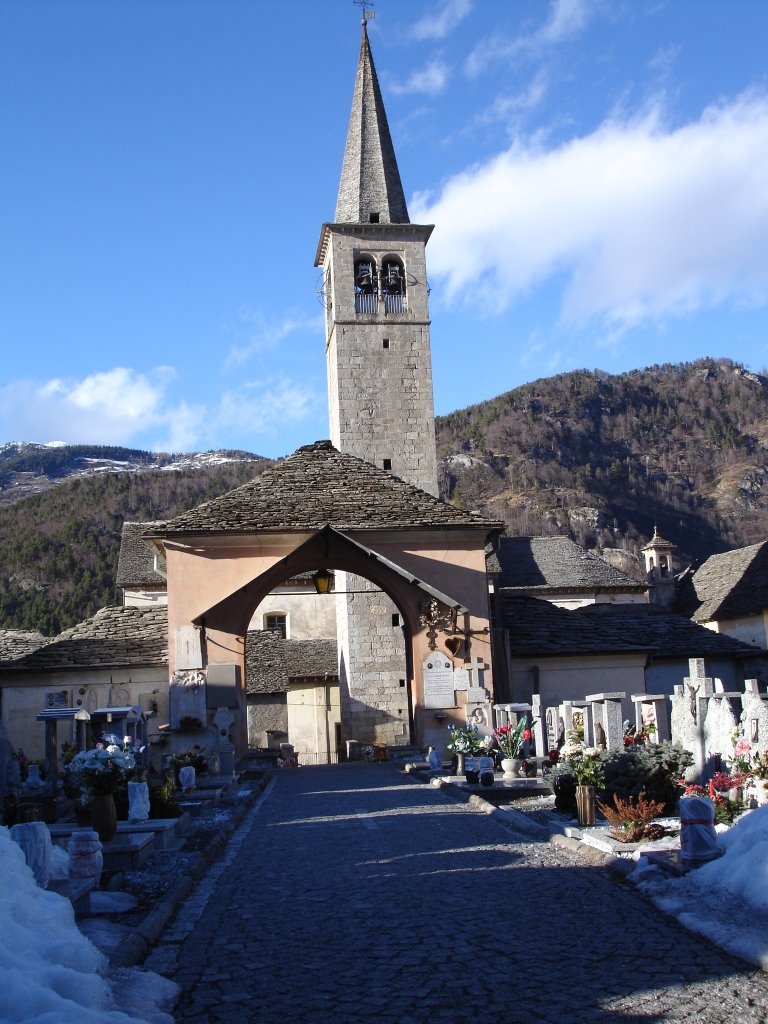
[315,19,438,496]
[314,20,439,747]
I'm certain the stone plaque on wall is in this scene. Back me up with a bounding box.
[423,656,455,709]
[453,668,470,691]
[176,626,203,670]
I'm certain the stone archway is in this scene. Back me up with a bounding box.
[149,441,500,761]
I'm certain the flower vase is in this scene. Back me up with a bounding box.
[501,757,522,779]
[576,784,596,827]
[91,793,117,843]
[453,753,465,776]
[755,780,768,806]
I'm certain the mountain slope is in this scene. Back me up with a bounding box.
[436,357,768,567]
[0,457,270,634]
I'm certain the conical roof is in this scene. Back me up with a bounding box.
[334,22,409,225]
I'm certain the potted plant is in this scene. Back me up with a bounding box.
[446,724,483,777]
[561,741,605,826]
[66,740,136,842]
[493,716,530,778]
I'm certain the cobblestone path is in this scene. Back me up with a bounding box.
[146,765,768,1024]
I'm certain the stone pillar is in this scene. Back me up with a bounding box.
[585,692,626,750]
[631,694,670,744]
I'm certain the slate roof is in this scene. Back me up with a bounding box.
[499,596,763,659]
[674,541,768,623]
[286,638,338,679]
[116,521,167,589]
[245,631,338,695]
[334,22,409,225]
[495,536,645,594]
[0,606,168,673]
[245,631,288,694]
[0,630,49,664]
[157,441,499,535]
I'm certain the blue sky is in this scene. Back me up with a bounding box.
[1,0,767,457]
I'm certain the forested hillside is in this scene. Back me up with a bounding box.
[0,460,269,634]
[437,357,768,566]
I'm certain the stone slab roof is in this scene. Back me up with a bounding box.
[495,536,645,593]
[499,596,762,659]
[675,541,768,622]
[0,606,168,673]
[158,441,499,535]
[116,521,167,588]
[245,631,338,695]
[245,631,288,694]
[0,630,49,664]
[286,638,338,680]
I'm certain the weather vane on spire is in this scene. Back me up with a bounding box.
[352,0,376,25]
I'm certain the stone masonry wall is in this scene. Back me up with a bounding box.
[323,226,438,746]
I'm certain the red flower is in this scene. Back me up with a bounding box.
[521,729,532,741]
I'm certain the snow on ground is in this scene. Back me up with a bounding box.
[629,805,768,969]
[0,827,178,1024]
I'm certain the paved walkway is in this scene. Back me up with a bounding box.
[146,765,768,1024]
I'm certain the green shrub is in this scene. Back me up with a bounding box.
[602,742,692,811]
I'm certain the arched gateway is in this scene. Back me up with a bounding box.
[148,441,501,761]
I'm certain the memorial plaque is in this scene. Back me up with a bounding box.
[423,656,455,709]
[467,687,487,703]
[176,626,203,670]
[453,668,470,691]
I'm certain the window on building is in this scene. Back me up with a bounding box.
[264,613,288,639]
[382,458,392,471]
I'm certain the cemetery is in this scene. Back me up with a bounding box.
[409,656,768,880]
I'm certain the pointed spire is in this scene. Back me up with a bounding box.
[334,22,409,225]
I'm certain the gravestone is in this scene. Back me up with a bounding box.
[671,659,714,778]
[169,670,207,730]
[704,694,739,769]
[212,707,237,776]
[742,680,768,755]
[453,667,470,692]
[422,655,455,709]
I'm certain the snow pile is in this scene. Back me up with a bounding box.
[0,827,175,1023]
[630,805,768,968]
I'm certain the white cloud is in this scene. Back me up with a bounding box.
[466,0,593,77]
[477,71,549,127]
[411,91,768,332]
[0,364,319,453]
[411,0,472,41]
[0,367,198,449]
[214,376,317,437]
[391,59,450,97]
[224,308,324,368]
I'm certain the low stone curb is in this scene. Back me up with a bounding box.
[110,775,270,969]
